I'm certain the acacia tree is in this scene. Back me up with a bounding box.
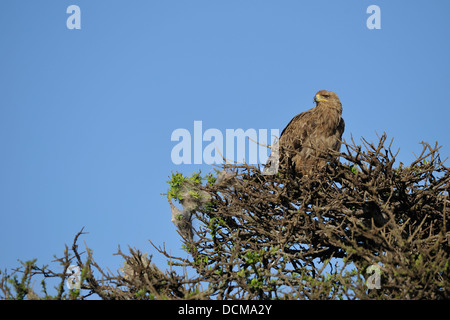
[1,134,449,299]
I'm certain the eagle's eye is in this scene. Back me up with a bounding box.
[323,94,330,98]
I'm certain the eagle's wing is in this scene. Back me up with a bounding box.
[279,108,318,151]
[336,117,345,140]
[262,110,313,175]
[265,105,343,175]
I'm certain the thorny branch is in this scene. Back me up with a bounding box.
[2,134,449,299]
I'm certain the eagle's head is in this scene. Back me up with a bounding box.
[313,90,341,108]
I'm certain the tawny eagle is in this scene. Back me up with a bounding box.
[265,90,345,175]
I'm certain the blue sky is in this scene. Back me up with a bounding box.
[1,0,449,295]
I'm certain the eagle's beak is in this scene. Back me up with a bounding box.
[314,94,327,103]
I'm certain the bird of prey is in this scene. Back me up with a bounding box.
[265,90,345,175]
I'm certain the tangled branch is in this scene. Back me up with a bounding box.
[2,134,449,300]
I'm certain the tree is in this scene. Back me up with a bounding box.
[1,134,449,300]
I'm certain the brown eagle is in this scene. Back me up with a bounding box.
[265,90,345,175]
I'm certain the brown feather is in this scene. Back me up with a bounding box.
[276,90,345,175]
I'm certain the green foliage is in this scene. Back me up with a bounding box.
[5,259,36,300]
[167,170,213,205]
[205,171,218,185]
[166,172,187,201]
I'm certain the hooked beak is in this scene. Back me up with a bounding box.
[314,94,327,103]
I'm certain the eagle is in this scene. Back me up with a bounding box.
[264,90,345,175]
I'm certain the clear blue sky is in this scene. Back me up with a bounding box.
[1,0,449,295]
